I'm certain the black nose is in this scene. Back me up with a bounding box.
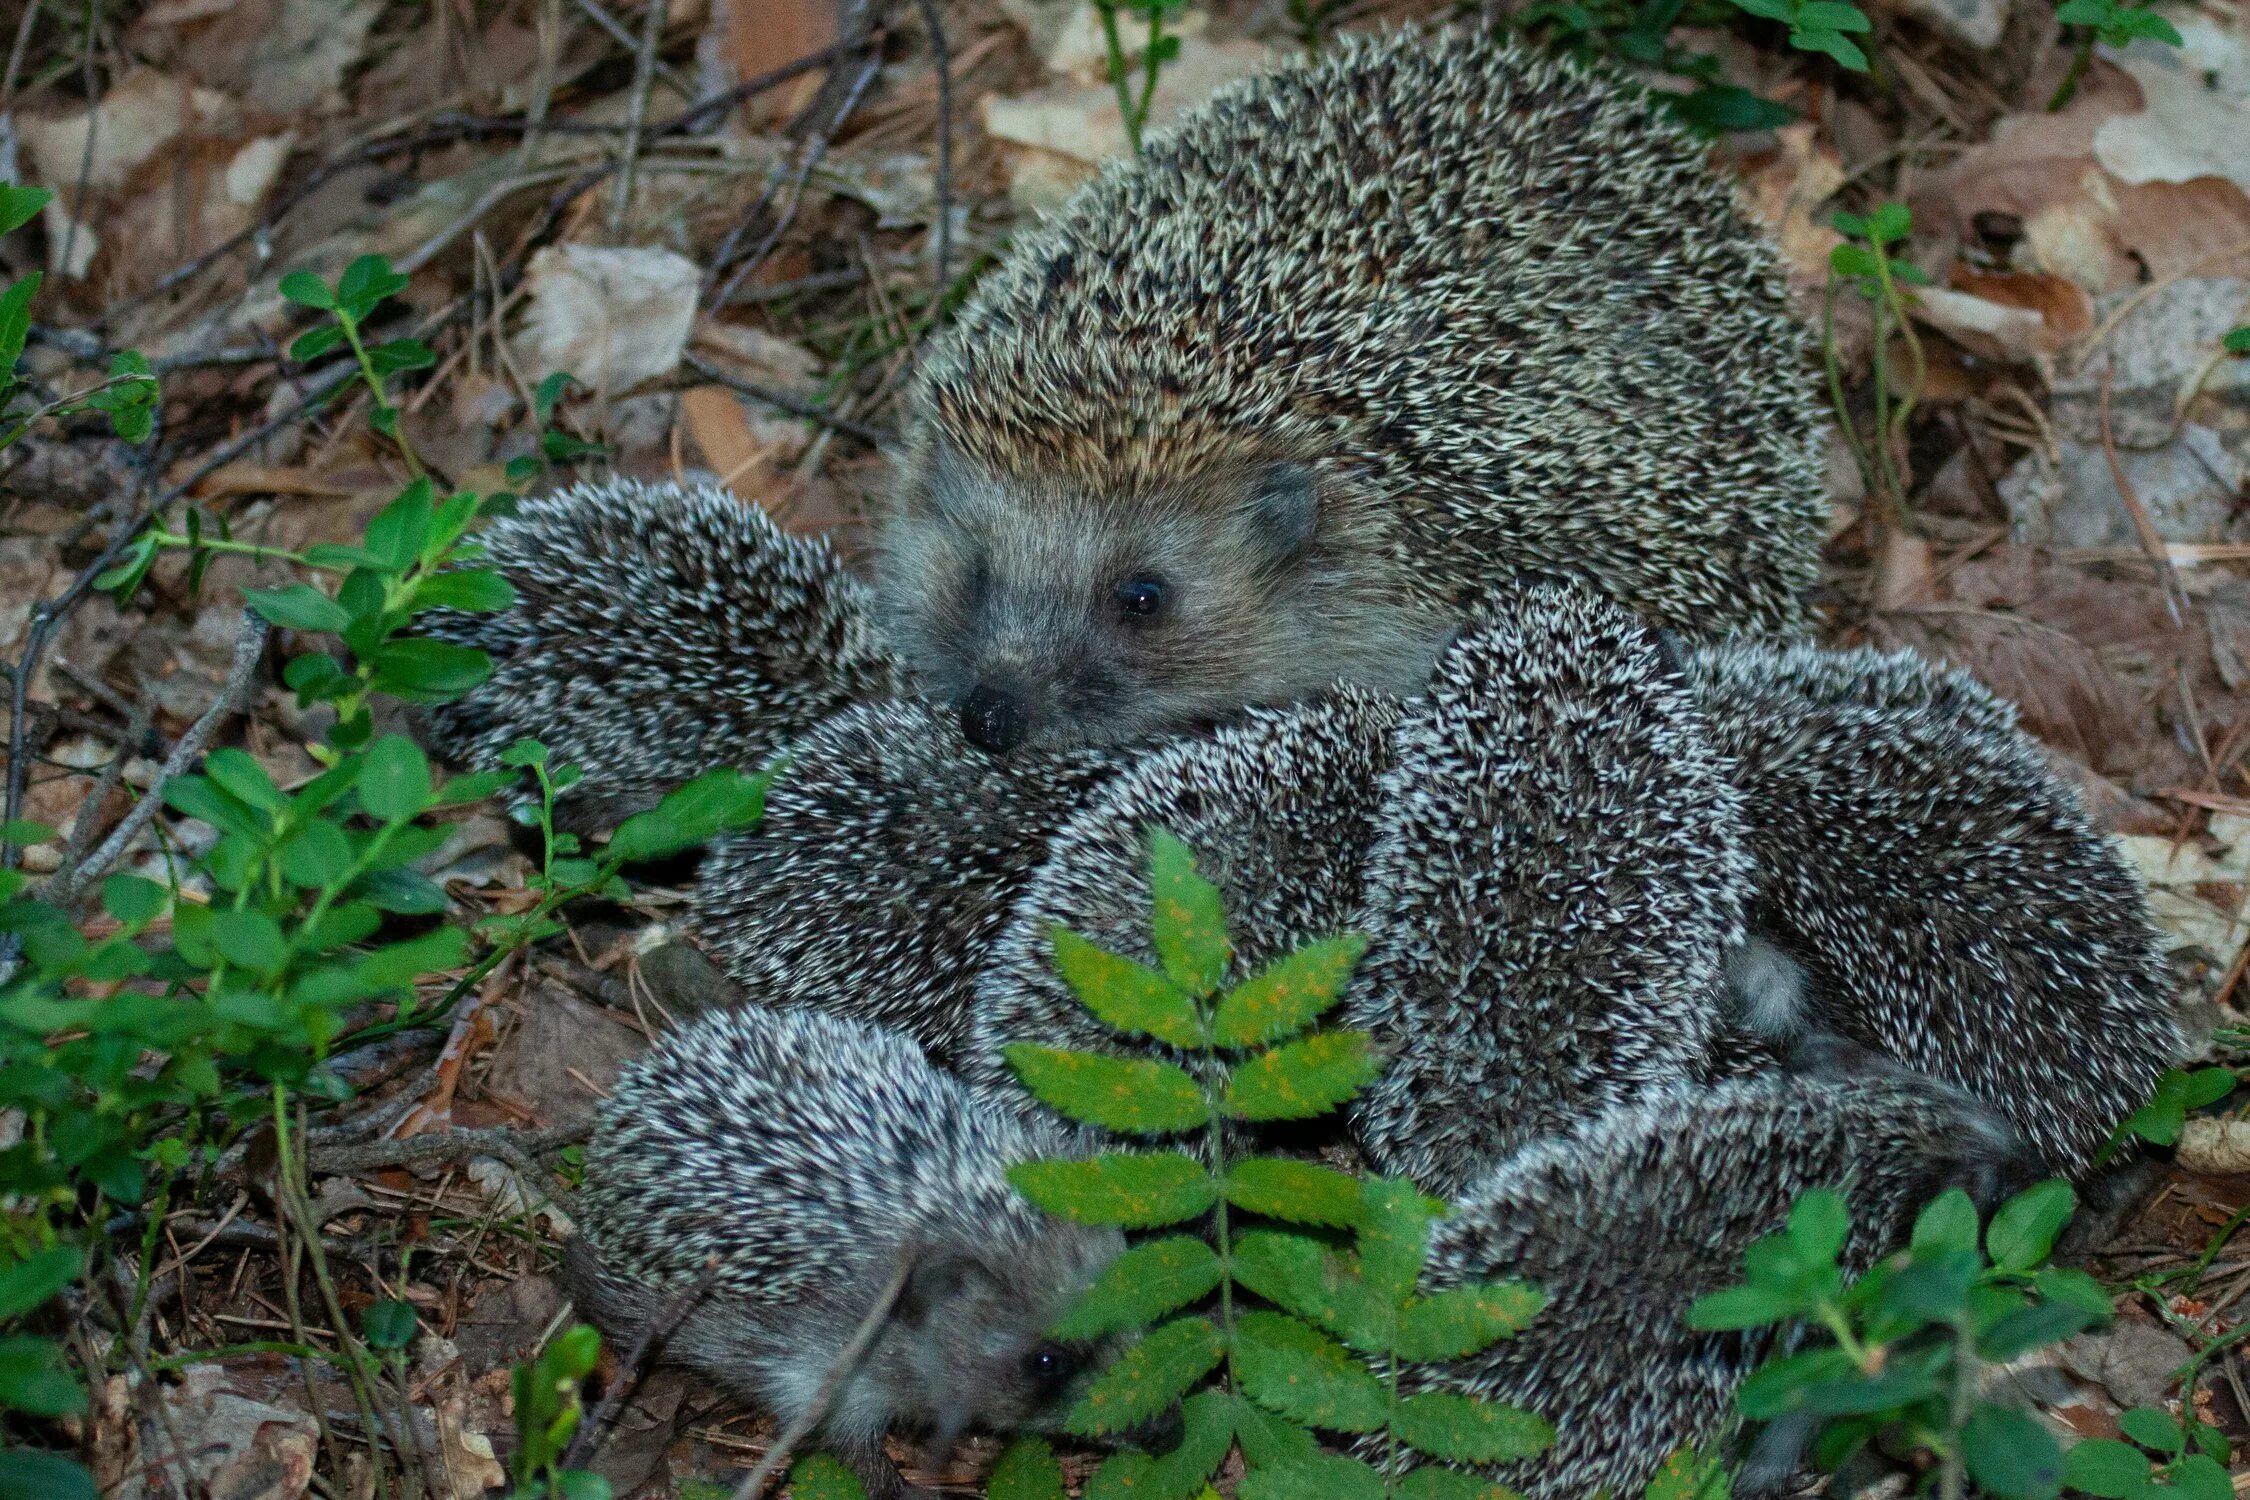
[960,683,1029,753]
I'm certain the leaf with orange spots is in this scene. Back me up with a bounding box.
[1223,1158,1365,1228]
[1212,934,1368,1048]
[1008,1152,1217,1227]
[1051,925,1202,1047]
[1147,828,1231,998]
[1223,1032,1380,1122]
[1065,1315,1225,1437]
[1004,1044,1209,1135]
[1233,1310,1386,1433]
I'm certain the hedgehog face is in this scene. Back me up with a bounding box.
[880,445,1437,752]
[887,1222,1127,1444]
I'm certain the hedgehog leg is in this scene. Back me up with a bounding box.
[1343,582,1754,1199]
[415,478,900,830]
[1687,639,2182,1178]
[691,699,1126,1062]
[959,689,1401,1115]
[1414,1073,2033,1499]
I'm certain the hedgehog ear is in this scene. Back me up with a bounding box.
[897,1247,988,1327]
[1240,463,1320,562]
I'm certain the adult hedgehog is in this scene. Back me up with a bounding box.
[884,29,1824,752]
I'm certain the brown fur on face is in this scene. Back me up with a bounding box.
[878,439,1446,750]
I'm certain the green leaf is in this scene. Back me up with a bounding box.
[1637,1446,1731,1500]
[608,767,768,861]
[1356,1177,1432,1302]
[1050,926,1202,1047]
[1961,1404,2064,1498]
[1224,1157,1365,1227]
[337,253,408,315]
[1225,1031,1380,1121]
[0,273,38,380]
[1987,1180,2075,1273]
[1800,0,1873,30]
[359,735,433,822]
[276,820,355,890]
[368,338,435,375]
[0,1449,96,1500]
[1238,1457,1387,1500]
[278,270,335,310]
[2178,1066,2238,1111]
[1231,1232,1393,1352]
[209,909,286,973]
[785,1453,868,1500]
[1052,1236,1223,1340]
[366,639,493,702]
[97,874,167,927]
[2225,326,2250,355]
[1008,1153,1217,1227]
[533,371,579,422]
[1233,1311,1387,1433]
[246,584,351,633]
[0,184,53,237]
[1004,1046,1210,1135]
[2166,1454,2234,1500]
[354,867,448,915]
[1392,1392,1554,1464]
[1797,26,1870,71]
[1394,1281,1548,1361]
[1232,1391,1321,1470]
[412,568,516,615]
[0,1336,87,1417]
[1146,828,1231,997]
[2063,1439,2149,1497]
[1687,1284,1797,1331]
[1977,1298,2096,1361]
[0,1248,82,1322]
[2117,1407,2182,1455]
[366,477,436,571]
[0,819,55,847]
[1211,935,1368,1047]
[1148,1389,1237,1499]
[363,1299,418,1351]
[985,1438,1067,1500]
[1787,1188,1850,1264]
[1067,1316,1225,1437]
[289,323,346,362]
[1911,1187,1979,1259]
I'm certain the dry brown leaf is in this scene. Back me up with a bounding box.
[681,385,781,500]
[171,0,381,114]
[982,38,1274,169]
[1869,607,2145,776]
[512,244,700,396]
[704,0,834,122]
[1952,268,2094,343]
[1737,122,1847,301]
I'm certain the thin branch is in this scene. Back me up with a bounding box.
[308,1120,588,1177]
[609,0,671,233]
[561,1258,721,1470]
[729,1255,913,1500]
[681,352,888,447]
[910,0,953,308]
[32,611,268,915]
[708,49,883,308]
[2095,358,2186,630]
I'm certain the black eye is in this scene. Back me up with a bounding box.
[1115,574,1166,620]
[1026,1340,1076,1385]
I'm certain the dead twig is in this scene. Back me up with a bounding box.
[309,1121,589,1177]
[561,1258,722,1470]
[30,612,268,919]
[2095,358,2187,630]
[681,352,888,447]
[910,0,953,308]
[707,49,884,309]
[608,0,671,234]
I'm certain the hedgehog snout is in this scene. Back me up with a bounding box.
[961,681,1032,753]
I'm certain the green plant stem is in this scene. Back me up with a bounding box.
[1094,1,1142,155]
[1135,4,1164,145]
[1816,1302,1876,1372]
[1822,283,1880,509]
[2049,30,2095,110]
[271,1084,361,1492]
[337,312,424,478]
[1939,1306,1977,1500]
[144,531,320,569]
[1870,246,1926,491]
[0,369,149,451]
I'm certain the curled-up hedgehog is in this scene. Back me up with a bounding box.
[1343,582,1756,1198]
[1686,638,2181,1176]
[882,28,1823,752]
[959,687,1398,1114]
[418,478,898,828]
[564,1004,1128,1500]
[695,698,1127,1061]
[1410,1072,2033,1499]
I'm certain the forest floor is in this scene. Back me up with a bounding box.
[0,0,2248,1493]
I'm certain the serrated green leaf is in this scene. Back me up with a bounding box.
[1053,1236,1223,1340]
[1961,1403,2064,1498]
[1636,1446,1729,1500]
[1084,1452,1157,1500]
[1232,1392,1320,1470]
[1395,1281,1548,1361]
[1238,1457,1386,1500]
[986,1437,1067,1500]
[1988,1180,2075,1273]
[785,1453,867,1500]
[1231,1232,1393,1352]
[1212,935,1367,1047]
[1003,1046,1210,1135]
[1050,926,1203,1047]
[1147,1390,1236,1500]
[1356,1177,1431,1302]
[1225,1031,1379,1121]
[1233,1311,1387,1433]
[246,584,351,634]
[1067,1316,1224,1437]
[1392,1391,1554,1464]
[1008,1153,1217,1227]
[1224,1157,1364,1227]
[1146,828,1230,997]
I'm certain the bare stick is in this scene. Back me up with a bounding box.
[561,1258,721,1470]
[910,0,953,307]
[681,353,887,447]
[609,0,671,233]
[309,1120,588,1177]
[57,692,152,872]
[708,50,883,308]
[730,1255,913,1500]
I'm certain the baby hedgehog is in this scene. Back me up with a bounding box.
[1345,582,1756,1198]
[883,27,1823,753]
[694,698,1126,1062]
[564,1005,1124,1500]
[1686,638,2182,1176]
[1413,1072,2032,1499]
[419,479,897,828]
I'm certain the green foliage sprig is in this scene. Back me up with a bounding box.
[1825,201,1930,526]
[2049,0,2182,109]
[1690,1180,2113,1499]
[0,184,159,454]
[979,829,1549,1500]
[1094,0,1186,155]
[1728,0,1874,70]
[512,1325,613,1500]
